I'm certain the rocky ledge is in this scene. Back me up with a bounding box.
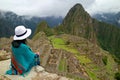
[0,59,72,80]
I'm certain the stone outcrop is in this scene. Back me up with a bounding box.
[0,59,72,80]
[0,50,11,61]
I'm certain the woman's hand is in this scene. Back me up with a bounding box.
[36,52,40,55]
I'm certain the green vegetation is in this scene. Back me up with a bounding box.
[44,28,54,36]
[49,36,79,54]
[105,53,117,80]
[58,58,67,72]
[95,21,120,63]
[102,56,108,65]
[33,21,54,37]
[51,37,65,49]
[76,55,91,64]
[115,72,120,80]
[86,68,99,80]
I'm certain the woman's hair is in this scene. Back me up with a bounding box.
[12,39,27,48]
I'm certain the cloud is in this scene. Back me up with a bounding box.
[0,0,119,17]
[87,0,120,15]
[0,0,95,17]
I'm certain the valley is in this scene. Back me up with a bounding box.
[0,32,118,80]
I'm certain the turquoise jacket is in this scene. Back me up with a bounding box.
[6,43,36,75]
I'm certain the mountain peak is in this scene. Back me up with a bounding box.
[64,3,88,19]
[61,3,93,39]
[72,3,85,12]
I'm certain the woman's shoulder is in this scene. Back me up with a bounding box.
[20,43,29,48]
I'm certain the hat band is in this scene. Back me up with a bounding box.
[16,30,27,37]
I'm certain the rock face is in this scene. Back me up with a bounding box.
[0,59,72,80]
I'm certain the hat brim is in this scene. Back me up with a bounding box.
[13,29,31,40]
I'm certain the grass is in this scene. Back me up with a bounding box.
[86,68,99,80]
[52,38,65,48]
[49,36,79,54]
[76,55,91,64]
[58,58,67,72]
[105,53,117,80]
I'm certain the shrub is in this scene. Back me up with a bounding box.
[115,72,120,80]
[102,56,108,65]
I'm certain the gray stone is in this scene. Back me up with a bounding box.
[0,59,72,80]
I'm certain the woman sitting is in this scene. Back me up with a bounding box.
[6,25,40,75]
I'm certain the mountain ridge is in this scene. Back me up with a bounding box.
[0,10,62,37]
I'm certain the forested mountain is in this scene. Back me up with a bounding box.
[54,3,120,63]
[92,12,120,28]
[0,10,62,37]
[33,21,54,36]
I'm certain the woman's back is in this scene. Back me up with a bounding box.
[12,43,35,72]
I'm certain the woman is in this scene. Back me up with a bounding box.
[6,25,40,75]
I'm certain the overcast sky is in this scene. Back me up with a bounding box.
[0,0,120,17]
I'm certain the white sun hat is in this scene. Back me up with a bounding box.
[13,25,32,40]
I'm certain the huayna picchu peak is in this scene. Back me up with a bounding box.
[57,3,94,40]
